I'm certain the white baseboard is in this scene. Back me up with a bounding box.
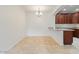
[50,35,63,46]
[6,35,26,51]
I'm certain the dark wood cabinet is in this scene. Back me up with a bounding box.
[55,13,72,24]
[56,13,65,24]
[66,13,72,24]
[73,29,77,37]
[73,29,79,38]
[72,12,79,24]
[64,31,73,45]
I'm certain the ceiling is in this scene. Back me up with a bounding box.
[21,5,79,13]
[58,5,79,13]
[22,5,60,12]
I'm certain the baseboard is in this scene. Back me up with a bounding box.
[6,36,26,51]
[50,35,63,46]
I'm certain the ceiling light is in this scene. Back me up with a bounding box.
[63,9,66,11]
[35,11,43,16]
[75,9,79,11]
[35,8,43,16]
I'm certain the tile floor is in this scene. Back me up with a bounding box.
[7,36,79,54]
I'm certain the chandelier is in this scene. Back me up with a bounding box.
[35,8,43,17]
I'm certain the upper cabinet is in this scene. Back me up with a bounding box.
[72,12,79,24]
[55,13,72,24]
[56,13,64,24]
[55,12,79,24]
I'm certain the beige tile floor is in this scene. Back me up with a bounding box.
[7,36,79,54]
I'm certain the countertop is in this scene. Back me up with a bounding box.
[55,29,74,31]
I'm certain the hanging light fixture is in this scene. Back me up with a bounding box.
[35,8,43,16]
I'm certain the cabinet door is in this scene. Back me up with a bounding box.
[59,14,65,24]
[73,29,79,38]
[72,12,79,24]
[76,29,79,38]
[64,14,67,23]
[55,13,65,24]
[73,29,77,37]
[66,13,72,24]
[64,31,73,45]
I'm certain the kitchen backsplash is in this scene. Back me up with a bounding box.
[55,24,79,29]
[76,24,79,28]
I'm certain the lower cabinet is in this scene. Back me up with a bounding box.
[63,31,73,45]
[73,29,79,38]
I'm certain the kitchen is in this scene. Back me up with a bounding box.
[55,5,79,45]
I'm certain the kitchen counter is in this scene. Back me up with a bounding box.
[54,28,74,45]
[55,29,74,31]
[73,28,79,29]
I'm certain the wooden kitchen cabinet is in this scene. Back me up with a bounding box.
[73,29,79,38]
[64,31,73,45]
[72,12,79,24]
[55,12,79,24]
[56,13,65,24]
[55,13,72,24]
[73,29,76,37]
[66,13,72,24]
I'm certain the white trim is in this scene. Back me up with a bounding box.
[6,35,26,51]
[53,5,62,15]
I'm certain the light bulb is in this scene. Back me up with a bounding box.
[75,9,79,11]
[35,11,43,16]
[39,12,43,16]
[35,11,39,15]
[63,9,66,11]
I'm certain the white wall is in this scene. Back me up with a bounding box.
[25,12,55,36]
[50,30,63,45]
[0,6,26,51]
